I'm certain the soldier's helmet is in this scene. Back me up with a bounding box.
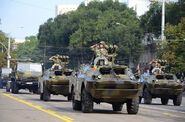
[100,41,105,45]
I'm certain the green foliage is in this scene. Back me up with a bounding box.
[0,30,16,68]
[140,1,185,37]
[160,18,185,74]
[37,0,144,68]
[16,36,42,62]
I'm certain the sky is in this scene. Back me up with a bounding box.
[0,0,177,40]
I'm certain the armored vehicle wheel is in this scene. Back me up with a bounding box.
[67,94,72,101]
[81,89,93,113]
[33,86,39,94]
[40,93,44,100]
[139,97,142,103]
[43,82,50,101]
[73,100,82,110]
[6,82,11,92]
[0,81,3,89]
[112,104,123,111]
[173,94,182,106]
[12,80,18,94]
[72,90,81,110]
[144,88,152,104]
[126,97,139,114]
[161,98,169,105]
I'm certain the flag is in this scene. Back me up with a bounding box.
[136,64,140,71]
[93,65,97,71]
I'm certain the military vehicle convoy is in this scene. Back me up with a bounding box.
[11,62,42,94]
[69,42,141,114]
[0,68,12,89]
[140,60,184,106]
[39,55,73,101]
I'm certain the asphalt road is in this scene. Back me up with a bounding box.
[0,89,185,122]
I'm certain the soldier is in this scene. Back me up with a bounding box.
[49,55,58,70]
[49,54,60,64]
[90,41,108,58]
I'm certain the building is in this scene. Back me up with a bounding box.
[56,5,78,16]
[84,0,121,6]
[56,0,122,16]
[13,39,26,50]
[127,0,150,16]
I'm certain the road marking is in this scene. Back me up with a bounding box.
[0,92,74,122]
[163,113,180,118]
[140,107,182,118]
[140,105,185,114]
[140,108,151,111]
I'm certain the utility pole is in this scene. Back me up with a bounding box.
[7,37,11,68]
[43,40,46,71]
[161,0,165,41]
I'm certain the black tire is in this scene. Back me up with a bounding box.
[161,98,169,105]
[72,89,81,110]
[127,97,139,114]
[32,85,39,94]
[12,80,18,94]
[6,82,11,92]
[143,88,152,104]
[81,89,93,113]
[112,104,123,111]
[40,93,44,100]
[43,82,50,101]
[173,94,182,106]
[0,81,3,89]
[139,96,142,104]
[67,94,72,101]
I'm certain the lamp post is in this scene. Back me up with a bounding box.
[0,39,11,68]
[161,0,165,41]
[7,37,11,68]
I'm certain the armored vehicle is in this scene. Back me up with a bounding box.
[11,62,42,94]
[69,43,141,114]
[39,55,73,101]
[0,68,12,90]
[141,60,184,106]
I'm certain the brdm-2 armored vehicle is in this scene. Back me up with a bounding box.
[39,55,73,101]
[140,60,184,106]
[69,42,141,114]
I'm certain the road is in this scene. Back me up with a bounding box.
[0,89,185,122]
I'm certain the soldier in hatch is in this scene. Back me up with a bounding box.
[90,41,108,58]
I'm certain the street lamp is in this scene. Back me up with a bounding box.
[7,37,11,68]
[161,0,165,41]
[0,38,11,68]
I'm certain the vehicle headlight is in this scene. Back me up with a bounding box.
[98,75,102,79]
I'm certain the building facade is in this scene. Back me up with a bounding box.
[84,0,121,6]
[56,5,78,16]
[127,0,150,16]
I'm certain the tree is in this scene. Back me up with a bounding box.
[16,36,42,62]
[37,0,144,68]
[160,18,185,74]
[0,30,16,68]
[140,1,185,37]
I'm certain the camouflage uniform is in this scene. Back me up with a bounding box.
[91,41,108,58]
[49,55,69,71]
